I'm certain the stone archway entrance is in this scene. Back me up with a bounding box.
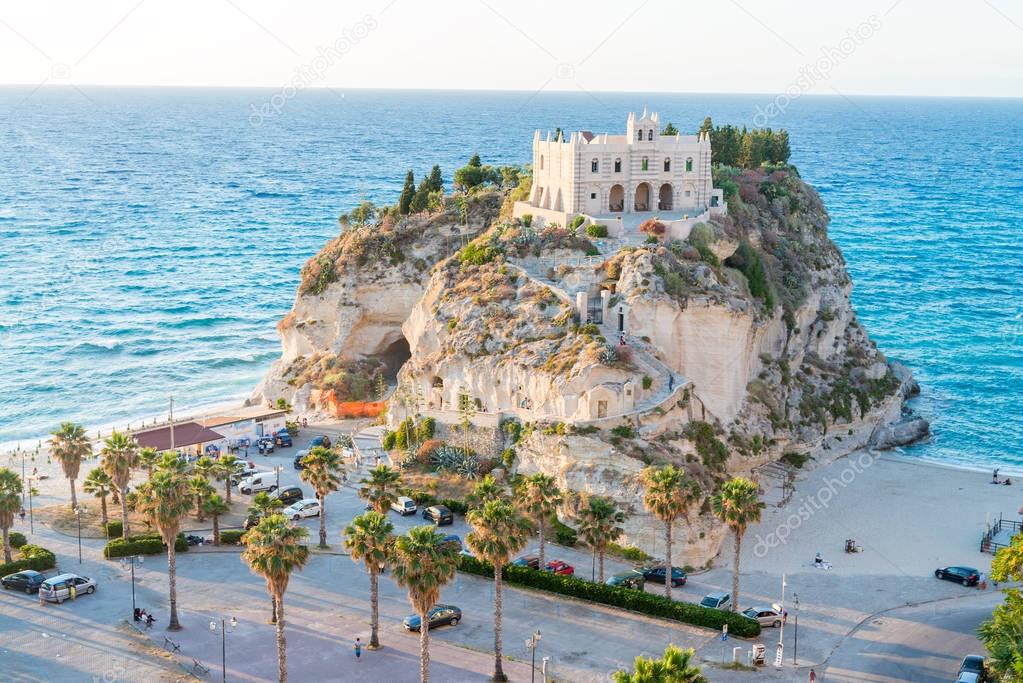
[634,183,651,211]
[609,184,625,212]
[658,183,673,211]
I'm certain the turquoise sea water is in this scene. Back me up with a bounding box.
[0,88,1020,471]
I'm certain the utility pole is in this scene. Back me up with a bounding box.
[775,573,786,667]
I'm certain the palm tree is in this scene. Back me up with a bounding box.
[576,496,626,583]
[343,511,394,649]
[249,491,283,519]
[299,446,344,548]
[138,447,160,480]
[189,474,214,521]
[134,467,192,630]
[390,525,460,683]
[202,493,230,546]
[82,467,113,527]
[100,431,140,539]
[193,455,216,481]
[467,473,505,508]
[466,500,532,681]
[641,464,692,600]
[519,473,562,569]
[50,421,92,510]
[214,454,243,506]
[0,469,23,563]
[242,514,310,683]
[612,644,707,683]
[358,464,402,514]
[711,477,763,612]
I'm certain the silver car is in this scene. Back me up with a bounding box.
[39,573,96,603]
[742,606,783,628]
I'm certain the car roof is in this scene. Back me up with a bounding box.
[704,591,729,599]
[432,504,451,512]
[746,606,774,612]
[45,573,83,582]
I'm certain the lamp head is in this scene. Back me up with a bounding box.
[209,621,217,632]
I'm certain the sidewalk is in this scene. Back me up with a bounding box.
[143,607,537,682]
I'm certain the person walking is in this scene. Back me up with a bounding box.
[70,583,77,601]
[353,637,362,662]
[808,668,816,683]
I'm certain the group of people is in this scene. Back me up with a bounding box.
[991,468,1013,485]
[133,608,156,628]
[813,552,833,570]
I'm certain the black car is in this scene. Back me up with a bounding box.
[641,565,687,587]
[935,566,980,586]
[402,604,462,631]
[422,505,453,526]
[605,570,645,590]
[272,486,304,506]
[959,655,986,679]
[293,451,310,470]
[2,569,45,594]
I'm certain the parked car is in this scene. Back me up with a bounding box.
[308,435,331,449]
[511,555,540,569]
[641,565,687,587]
[422,505,453,526]
[2,569,45,594]
[605,570,645,590]
[274,430,293,448]
[545,560,575,576]
[390,496,417,516]
[293,450,310,470]
[958,655,986,681]
[402,604,462,632]
[271,486,304,506]
[39,574,96,603]
[440,534,462,550]
[935,566,980,586]
[699,591,731,610]
[239,472,278,495]
[742,606,783,628]
[283,499,321,520]
[230,462,264,485]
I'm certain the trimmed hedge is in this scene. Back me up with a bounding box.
[218,530,245,545]
[9,531,27,548]
[0,544,57,576]
[457,555,760,638]
[104,521,123,539]
[103,533,188,559]
[437,498,468,515]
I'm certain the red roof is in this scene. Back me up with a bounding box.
[133,421,225,452]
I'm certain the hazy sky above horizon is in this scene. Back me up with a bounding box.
[2,0,1021,98]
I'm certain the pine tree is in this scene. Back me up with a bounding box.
[398,170,415,215]
[699,116,713,135]
[427,165,443,192]
[661,122,679,136]
[410,180,431,213]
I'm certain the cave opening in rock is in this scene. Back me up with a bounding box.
[371,336,412,383]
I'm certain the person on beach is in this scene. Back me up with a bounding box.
[353,637,362,661]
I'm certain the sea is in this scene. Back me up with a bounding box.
[0,88,1020,472]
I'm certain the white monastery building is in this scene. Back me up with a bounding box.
[513,109,725,238]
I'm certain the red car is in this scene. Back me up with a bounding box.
[544,560,574,576]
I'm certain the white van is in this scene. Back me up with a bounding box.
[391,496,417,516]
[239,471,277,495]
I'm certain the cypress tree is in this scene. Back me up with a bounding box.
[398,169,415,215]
[699,116,713,135]
[427,165,443,192]
[409,179,431,213]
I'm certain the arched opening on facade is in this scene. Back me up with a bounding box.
[634,183,651,211]
[609,184,625,212]
[658,183,673,211]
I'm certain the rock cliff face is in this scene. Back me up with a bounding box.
[257,166,927,566]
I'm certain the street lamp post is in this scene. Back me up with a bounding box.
[793,593,799,665]
[75,504,87,563]
[210,616,237,683]
[27,477,36,534]
[121,555,144,618]
[526,629,542,683]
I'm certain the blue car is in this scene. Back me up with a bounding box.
[308,435,331,449]
[440,534,462,550]
[403,604,462,631]
[274,431,293,448]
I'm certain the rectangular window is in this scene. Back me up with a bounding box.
[590,193,597,199]
[641,158,649,171]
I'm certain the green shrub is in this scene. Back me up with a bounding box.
[408,490,437,506]
[501,448,516,470]
[780,451,810,469]
[569,215,586,230]
[103,533,188,559]
[416,417,436,443]
[521,214,533,228]
[382,431,397,450]
[608,542,651,561]
[552,518,577,546]
[578,323,600,336]
[686,421,729,468]
[219,530,245,545]
[0,544,57,576]
[586,224,608,238]
[459,241,500,266]
[642,375,653,390]
[9,531,27,548]
[438,498,469,515]
[456,555,759,638]
[103,521,123,539]
[611,425,636,440]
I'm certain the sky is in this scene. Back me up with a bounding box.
[1,0,1022,97]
